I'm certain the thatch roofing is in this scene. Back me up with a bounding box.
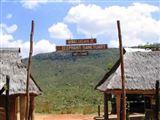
[0,48,42,95]
[96,51,160,92]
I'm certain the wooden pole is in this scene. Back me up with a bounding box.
[5,75,10,120]
[20,96,26,120]
[29,97,35,120]
[117,20,126,120]
[104,93,108,120]
[116,94,121,120]
[155,80,159,120]
[10,97,16,120]
[26,20,34,120]
[98,105,100,117]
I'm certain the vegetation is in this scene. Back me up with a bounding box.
[23,48,119,114]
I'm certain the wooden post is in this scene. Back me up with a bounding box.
[5,75,10,120]
[116,94,121,120]
[117,20,126,120]
[29,97,35,120]
[98,105,100,117]
[10,97,16,120]
[26,20,34,120]
[155,80,159,120]
[104,93,108,120]
[15,97,19,120]
[20,96,26,120]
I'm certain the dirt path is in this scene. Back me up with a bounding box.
[35,113,145,120]
[35,114,94,120]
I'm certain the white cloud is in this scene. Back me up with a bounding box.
[19,39,56,58]
[20,0,82,10]
[6,14,13,19]
[21,0,48,9]
[65,3,160,47]
[0,34,14,41]
[0,24,18,34]
[61,0,82,3]
[0,23,56,58]
[0,38,56,58]
[34,39,56,55]
[48,22,73,39]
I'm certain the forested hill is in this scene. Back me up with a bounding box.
[23,48,119,114]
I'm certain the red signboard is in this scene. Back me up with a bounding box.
[66,38,96,44]
[56,44,108,51]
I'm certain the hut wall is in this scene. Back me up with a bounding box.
[0,96,5,120]
[0,96,17,120]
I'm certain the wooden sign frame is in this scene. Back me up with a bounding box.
[56,44,108,52]
[72,51,89,56]
[66,38,96,44]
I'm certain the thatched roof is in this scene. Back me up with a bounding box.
[96,51,160,91]
[0,48,42,95]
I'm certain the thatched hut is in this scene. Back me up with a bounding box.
[0,48,42,120]
[95,51,160,120]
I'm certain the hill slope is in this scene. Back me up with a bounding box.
[23,48,119,114]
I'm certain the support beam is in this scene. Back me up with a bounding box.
[116,94,121,120]
[113,89,159,95]
[104,93,108,120]
[0,87,5,95]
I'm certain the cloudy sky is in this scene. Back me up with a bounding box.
[0,0,160,57]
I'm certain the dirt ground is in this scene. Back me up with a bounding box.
[34,113,146,120]
[35,114,94,120]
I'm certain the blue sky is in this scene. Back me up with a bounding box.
[0,0,160,57]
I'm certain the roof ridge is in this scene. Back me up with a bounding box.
[0,48,21,53]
